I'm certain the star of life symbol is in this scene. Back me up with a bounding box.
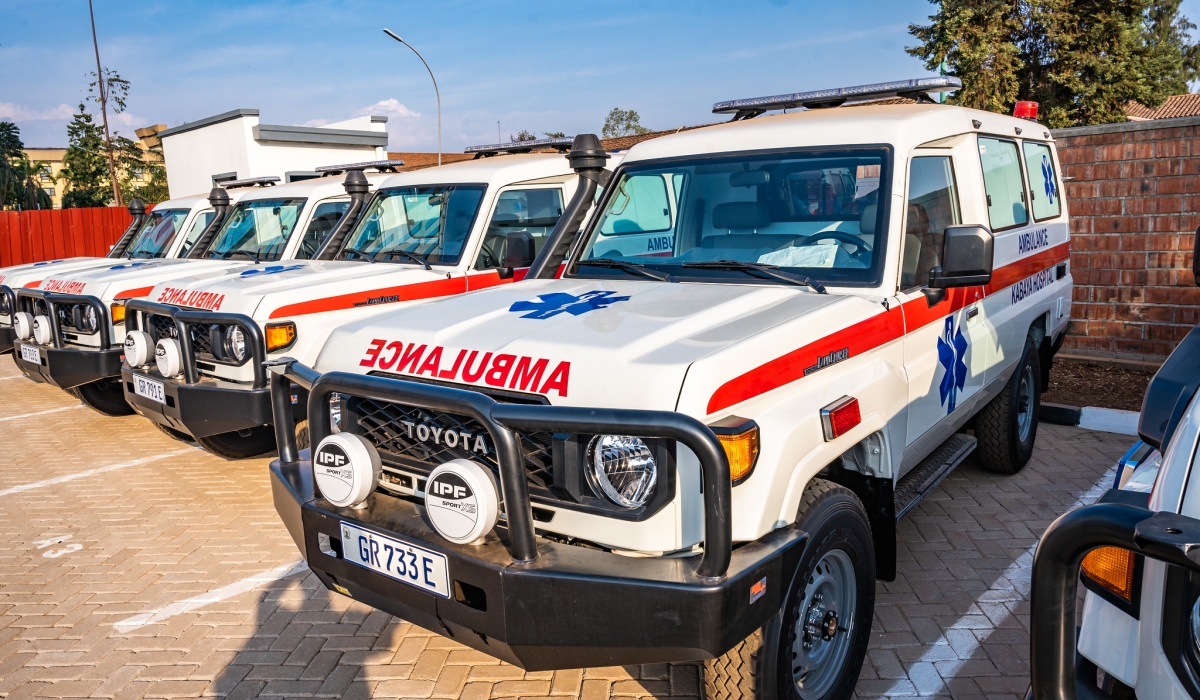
[509,290,630,319]
[937,316,969,413]
[1041,154,1056,204]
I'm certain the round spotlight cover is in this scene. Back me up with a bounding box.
[313,433,381,508]
[424,459,499,545]
[13,312,34,340]
[124,331,154,367]
[155,337,183,378]
[32,315,52,345]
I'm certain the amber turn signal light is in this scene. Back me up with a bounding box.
[1081,546,1137,602]
[110,302,126,324]
[709,417,760,485]
[265,322,296,352]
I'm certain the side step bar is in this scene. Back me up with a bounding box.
[893,433,977,521]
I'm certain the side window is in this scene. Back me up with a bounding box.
[474,188,564,269]
[902,156,961,290]
[979,137,1028,230]
[295,200,350,259]
[177,211,215,257]
[1023,142,1062,221]
[599,175,672,235]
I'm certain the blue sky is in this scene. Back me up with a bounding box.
[4,0,1200,152]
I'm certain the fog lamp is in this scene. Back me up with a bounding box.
[32,315,52,345]
[1081,546,1136,602]
[124,331,154,367]
[587,435,657,509]
[224,326,248,362]
[265,322,296,352]
[155,337,183,378]
[14,312,34,340]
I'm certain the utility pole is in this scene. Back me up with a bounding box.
[88,0,123,207]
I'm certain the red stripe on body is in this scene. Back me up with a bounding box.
[24,280,41,288]
[269,276,467,319]
[706,243,1071,415]
[115,286,154,300]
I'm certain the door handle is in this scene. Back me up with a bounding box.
[967,307,979,320]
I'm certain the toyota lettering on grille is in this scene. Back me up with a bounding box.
[396,420,490,456]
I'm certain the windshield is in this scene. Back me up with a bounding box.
[124,209,189,258]
[340,185,486,265]
[205,198,306,261]
[573,148,890,287]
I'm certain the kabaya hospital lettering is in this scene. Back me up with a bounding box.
[360,339,571,397]
[1010,267,1056,305]
[41,279,86,294]
[156,287,226,311]
[1017,227,1050,254]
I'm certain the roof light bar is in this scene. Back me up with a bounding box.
[713,76,963,120]
[220,176,281,189]
[315,159,406,175]
[465,136,574,157]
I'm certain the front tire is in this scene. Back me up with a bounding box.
[196,425,277,460]
[71,377,135,416]
[152,422,194,442]
[976,337,1041,474]
[704,479,875,700]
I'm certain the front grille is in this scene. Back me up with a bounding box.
[148,314,178,342]
[349,397,558,496]
[189,324,215,357]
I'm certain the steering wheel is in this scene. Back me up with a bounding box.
[477,235,504,269]
[796,230,872,260]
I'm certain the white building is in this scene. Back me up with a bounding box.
[160,109,390,198]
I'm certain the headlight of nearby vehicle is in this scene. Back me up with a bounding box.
[587,435,657,509]
[265,322,296,353]
[223,326,248,362]
[110,302,126,325]
[0,293,11,316]
[82,305,99,333]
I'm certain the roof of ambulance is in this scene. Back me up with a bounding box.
[373,152,614,189]
[620,103,1051,163]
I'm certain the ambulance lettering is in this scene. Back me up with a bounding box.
[647,236,673,253]
[41,279,87,294]
[1016,227,1050,254]
[1010,267,1056,305]
[359,339,570,397]
[156,286,226,311]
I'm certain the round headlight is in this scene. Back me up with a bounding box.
[224,326,247,362]
[124,330,154,368]
[587,435,657,509]
[32,315,53,345]
[13,312,34,340]
[155,337,183,378]
[0,294,11,316]
[83,305,99,333]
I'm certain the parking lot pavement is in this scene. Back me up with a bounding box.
[0,353,1131,700]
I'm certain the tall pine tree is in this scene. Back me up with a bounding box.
[59,104,112,208]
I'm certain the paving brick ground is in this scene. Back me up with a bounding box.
[0,354,1131,699]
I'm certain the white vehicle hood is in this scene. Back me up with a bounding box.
[317,278,843,412]
[0,257,112,290]
[142,260,455,318]
[34,258,260,303]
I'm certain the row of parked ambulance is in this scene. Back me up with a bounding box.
[0,77,1106,699]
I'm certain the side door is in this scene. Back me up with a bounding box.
[467,184,566,288]
[293,199,352,259]
[897,151,991,450]
[171,209,215,258]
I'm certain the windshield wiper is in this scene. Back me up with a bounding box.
[681,260,827,293]
[126,249,155,259]
[372,248,431,270]
[576,258,676,283]
[221,250,261,264]
[341,247,374,262]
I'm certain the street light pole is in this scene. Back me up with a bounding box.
[383,29,441,166]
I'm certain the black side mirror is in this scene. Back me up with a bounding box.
[498,230,536,279]
[923,225,994,305]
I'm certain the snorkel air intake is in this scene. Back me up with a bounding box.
[184,187,232,259]
[106,199,147,258]
[525,134,610,280]
[315,170,372,260]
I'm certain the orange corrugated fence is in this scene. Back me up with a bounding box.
[0,207,134,267]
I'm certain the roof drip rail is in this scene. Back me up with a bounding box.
[315,159,406,176]
[713,76,963,121]
[222,176,282,189]
[465,136,574,158]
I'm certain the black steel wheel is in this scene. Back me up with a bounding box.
[72,377,135,416]
[196,425,277,460]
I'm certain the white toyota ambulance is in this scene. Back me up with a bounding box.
[268,79,1073,700]
[118,142,620,459]
[0,194,216,354]
[9,171,371,417]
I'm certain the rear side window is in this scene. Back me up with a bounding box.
[1023,142,1062,221]
[475,188,564,269]
[295,200,350,259]
[978,137,1027,231]
[902,156,961,290]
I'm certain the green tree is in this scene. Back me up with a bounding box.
[59,104,112,208]
[601,108,651,138]
[907,0,1024,113]
[0,121,25,210]
[11,158,53,210]
[120,140,169,205]
[510,129,537,142]
[544,131,567,138]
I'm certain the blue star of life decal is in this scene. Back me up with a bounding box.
[937,316,969,413]
[509,290,630,320]
[1042,154,1057,204]
[240,264,305,277]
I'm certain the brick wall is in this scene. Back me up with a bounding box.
[1053,116,1200,364]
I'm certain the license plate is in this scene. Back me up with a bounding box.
[339,522,450,598]
[19,344,39,365]
[133,374,166,404]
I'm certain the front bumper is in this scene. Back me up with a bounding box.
[13,340,122,389]
[121,366,283,438]
[266,359,803,670]
[0,325,14,354]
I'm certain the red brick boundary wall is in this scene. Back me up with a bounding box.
[0,207,133,268]
[1053,116,1200,365]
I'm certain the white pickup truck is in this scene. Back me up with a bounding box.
[0,195,217,354]
[268,79,1073,699]
[118,143,619,458]
[8,170,378,417]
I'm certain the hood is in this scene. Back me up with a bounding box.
[316,278,841,411]
[143,260,456,317]
[0,257,110,290]
[34,259,259,303]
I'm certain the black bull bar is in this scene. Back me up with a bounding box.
[1027,503,1200,699]
[264,359,808,669]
